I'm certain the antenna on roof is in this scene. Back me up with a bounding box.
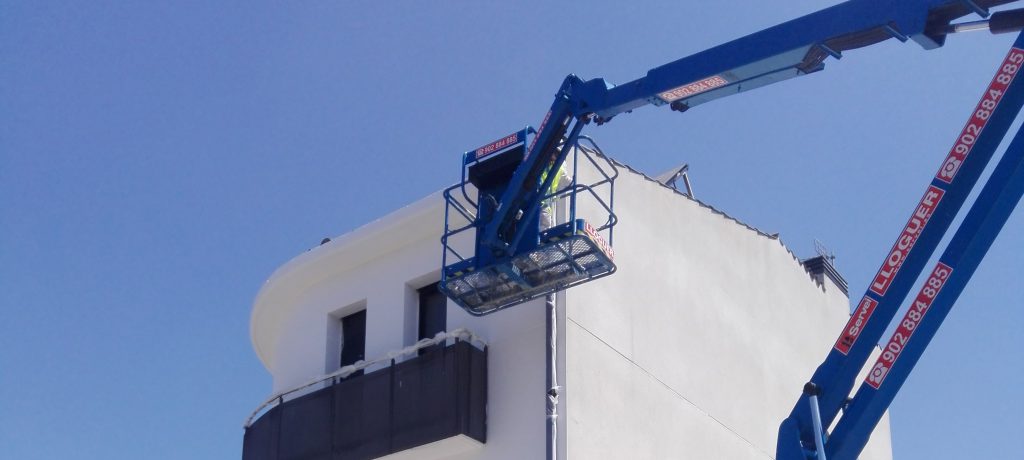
[654,163,694,198]
[813,239,836,264]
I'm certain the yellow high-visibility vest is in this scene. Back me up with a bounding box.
[539,163,564,200]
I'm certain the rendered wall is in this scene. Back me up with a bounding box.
[250,152,894,459]
[251,196,548,460]
[563,160,893,459]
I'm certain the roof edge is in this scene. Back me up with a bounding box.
[250,191,445,369]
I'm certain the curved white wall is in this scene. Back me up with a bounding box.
[251,192,549,459]
[249,152,892,459]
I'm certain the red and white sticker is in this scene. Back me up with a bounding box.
[870,186,945,296]
[474,132,520,160]
[657,75,729,102]
[582,221,614,261]
[865,262,953,389]
[525,110,552,162]
[936,48,1024,184]
[834,296,879,355]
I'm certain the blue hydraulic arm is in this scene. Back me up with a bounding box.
[441,0,1024,457]
[778,33,1024,460]
[457,1,1024,458]
[479,0,1020,261]
[827,90,1024,459]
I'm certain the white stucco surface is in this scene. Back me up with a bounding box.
[564,160,892,459]
[249,151,892,459]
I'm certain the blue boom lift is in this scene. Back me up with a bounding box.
[439,1,1024,458]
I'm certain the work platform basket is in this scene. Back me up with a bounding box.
[440,131,618,316]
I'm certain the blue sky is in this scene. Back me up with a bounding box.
[2,1,1021,458]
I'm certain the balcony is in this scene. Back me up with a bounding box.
[243,340,487,460]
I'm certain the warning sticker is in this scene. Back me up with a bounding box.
[936,48,1024,183]
[657,75,729,102]
[865,262,952,389]
[834,296,878,355]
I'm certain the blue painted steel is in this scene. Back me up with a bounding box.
[482,0,1007,266]
[440,133,619,316]
[444,3,1024,452]
[580,1,1016,120]
[778,32,1024,459]
[442,218,618,315]
[479,76,579,257]
[824,94,1024,460]
[507,120,587,254]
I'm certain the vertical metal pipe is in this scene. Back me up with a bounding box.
[569,142,578,226]
[546,294,559,460]
[805,383,828,460]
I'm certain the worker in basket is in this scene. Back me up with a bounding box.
[538,151,570,231]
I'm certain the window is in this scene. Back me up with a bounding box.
[340,309,366,376]
[418,283,447,354]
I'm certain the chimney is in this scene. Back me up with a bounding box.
[802,255,848,296]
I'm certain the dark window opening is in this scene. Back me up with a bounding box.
[418,283,447,355]
[341,309,366,377]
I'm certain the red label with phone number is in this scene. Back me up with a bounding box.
[865,262,952,389]
[936,48,1024,184]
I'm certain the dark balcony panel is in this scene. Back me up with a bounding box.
[465,343,487,442]
[392,346,455,451]
[334,369,392,459]
[243,340,487,460]
[243,405,280,460]
[279,388,333,460]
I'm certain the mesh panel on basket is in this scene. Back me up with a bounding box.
[445,231,614,313]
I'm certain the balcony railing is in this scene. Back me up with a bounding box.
[243,331,487,460]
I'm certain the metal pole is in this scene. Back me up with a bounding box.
[546,294,559,460]
[805,383,828,460]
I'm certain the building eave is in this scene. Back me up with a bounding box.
[250,191,445,370]
[250,151,843,370]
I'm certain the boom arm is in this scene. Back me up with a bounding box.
[479,0,1018,258]
[464,1,1024,459]
[780,35,1024,460]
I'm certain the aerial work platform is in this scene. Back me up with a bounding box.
[443,219,615,314]
[440,131,617,315]
[436,2,1024,457]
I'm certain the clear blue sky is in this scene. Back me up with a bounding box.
[2,1,1021,458]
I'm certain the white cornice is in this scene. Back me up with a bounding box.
[250,191,446,370]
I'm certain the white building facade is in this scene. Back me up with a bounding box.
[244,153,893,460]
